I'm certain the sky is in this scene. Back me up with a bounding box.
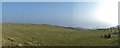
[1,0,100,2]
[2,1,118,28]
[3,2,74,25]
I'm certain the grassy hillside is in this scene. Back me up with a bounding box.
[0,23,2,47]
[2,23,118,46]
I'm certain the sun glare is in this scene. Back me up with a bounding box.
[94,0,118,26]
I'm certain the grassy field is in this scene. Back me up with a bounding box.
[2,23,118,46]
[0,23,2,47]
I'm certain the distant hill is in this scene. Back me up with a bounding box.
[73,27,91,30]
[54,26,90,30]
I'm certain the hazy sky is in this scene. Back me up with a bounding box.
[2,2,117,28]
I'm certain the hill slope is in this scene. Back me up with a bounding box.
[2,23,118,46]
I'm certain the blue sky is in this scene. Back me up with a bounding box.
[3,2,74,25]
[2,0,100,2]
[2,2,112,28]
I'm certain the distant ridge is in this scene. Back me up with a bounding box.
[54,25,90,30]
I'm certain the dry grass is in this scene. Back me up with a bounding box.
[2,23,118,46]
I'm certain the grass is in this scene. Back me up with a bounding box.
[2,23,118,46]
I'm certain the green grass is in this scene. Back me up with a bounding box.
[2,23,118,46]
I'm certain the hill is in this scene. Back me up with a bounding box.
[2,23,118,46]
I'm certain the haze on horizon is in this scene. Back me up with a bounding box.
[2,2,118,29]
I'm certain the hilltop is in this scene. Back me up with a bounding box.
[2,23,118,46]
